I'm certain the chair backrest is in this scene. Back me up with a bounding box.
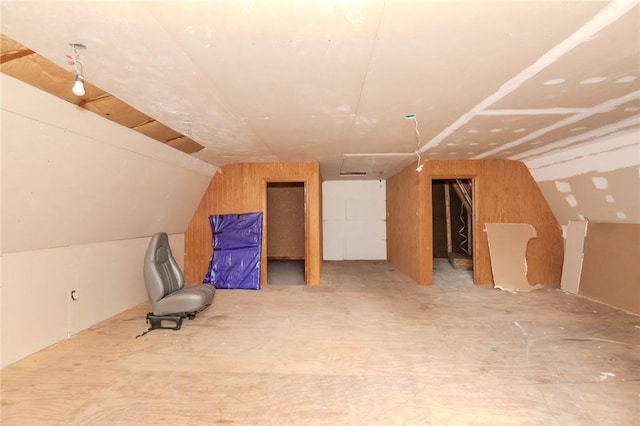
[143,232,185,303]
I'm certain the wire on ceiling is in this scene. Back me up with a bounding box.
[406,114,424,172]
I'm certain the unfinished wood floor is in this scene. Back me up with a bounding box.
[2,259,639,425]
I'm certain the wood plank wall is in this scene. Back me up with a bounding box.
[386,165,429,284]
[184,162,322,285]
[387,159,563,286]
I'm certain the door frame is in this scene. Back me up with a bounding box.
[428,174,477,284]
[262,179,308,285]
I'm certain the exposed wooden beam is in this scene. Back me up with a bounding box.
[78,93,113,107]
[130,118,156,130]
[451,182,472,213]
[165,135,184,144]
[0,49,35,64]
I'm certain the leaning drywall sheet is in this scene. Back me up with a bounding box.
[485,223,537,292]
[560,220,588,294]
[579,222,640,315]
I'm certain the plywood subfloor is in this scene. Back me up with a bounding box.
[2,260,639,425]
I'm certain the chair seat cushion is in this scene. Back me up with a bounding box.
[152,284,215,316]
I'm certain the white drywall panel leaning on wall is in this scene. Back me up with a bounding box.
[0,103,3,368]
[0,75,216,367]
[560,220,588,294]
[322,180,386,260]
[485,223,538,292]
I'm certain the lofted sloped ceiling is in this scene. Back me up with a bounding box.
[0,36,206,154]
[0,1,638,180]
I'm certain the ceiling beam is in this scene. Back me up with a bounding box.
[1,49,34,64]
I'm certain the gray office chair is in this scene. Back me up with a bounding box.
[141,232,215,333]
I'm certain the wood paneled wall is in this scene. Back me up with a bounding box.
[184,162,322,285]
[387,159,563,287]
[386,165,429,283]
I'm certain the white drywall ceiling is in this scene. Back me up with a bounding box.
[1,1,638,180]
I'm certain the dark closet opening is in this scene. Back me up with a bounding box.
[266,182,306,285]
[432,179,473,271]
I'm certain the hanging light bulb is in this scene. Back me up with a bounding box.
[72,74,85,96]
[68,43,87,97]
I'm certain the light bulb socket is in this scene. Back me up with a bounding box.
[69,43,87,51]
[72,74,85,96]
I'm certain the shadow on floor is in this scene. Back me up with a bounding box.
[267,259,305,285]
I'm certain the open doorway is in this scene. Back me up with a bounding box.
[265,182,306,284]
[432,179,473,273]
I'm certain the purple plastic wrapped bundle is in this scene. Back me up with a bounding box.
[203,212,262,290]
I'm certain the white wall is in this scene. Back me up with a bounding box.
[0,101,3,369]
[322,180,386,260]
[1,75,216,367]
[526,128,640,234]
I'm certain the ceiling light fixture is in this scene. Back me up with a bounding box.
[67,43,87,96]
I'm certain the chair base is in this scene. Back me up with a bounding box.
[146,313,186,331]
[136,305,210,338]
